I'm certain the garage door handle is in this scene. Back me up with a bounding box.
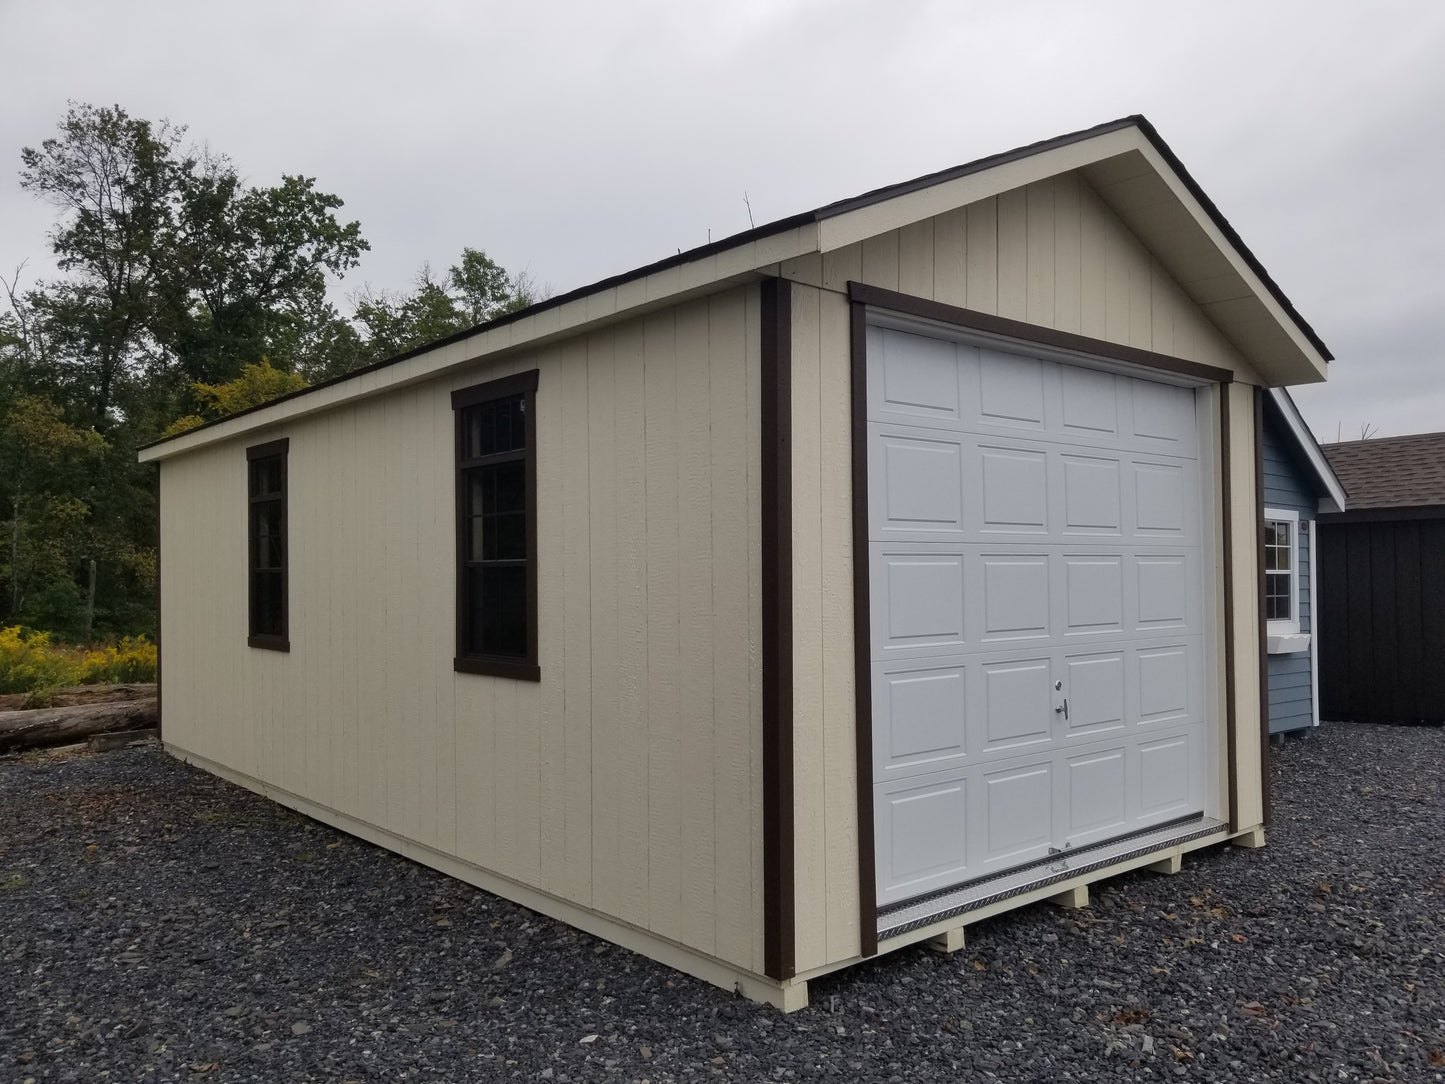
[1055,698,1069,721]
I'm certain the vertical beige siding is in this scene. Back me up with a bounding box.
[786,170,1265,974]
[159,285,766,974]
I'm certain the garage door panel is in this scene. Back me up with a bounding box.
[875,772,972,905]
[869,326,962,425]
[1060,365,1120,437]
[870,547,968,656]
[1129,379,1198,457]
[1130,460,1197,540]
[868,325,1210,912]
[980,555,1051,642]
[980,656,1054,751]
[869,428,966,538]
[1137,645,1191,724]
[1062,747,1129,846]
[1064,556,1125,634]
[1062,454,1123,535]
[981,760,1054,868]
[1135,555,1190,629]
[978,446,1050,533]
[976,349,1046,429]
[1138,732,1196,819]
[1063,651,1127,735]
[872,661,968,779]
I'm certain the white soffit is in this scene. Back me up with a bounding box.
[1081,142,1330,389]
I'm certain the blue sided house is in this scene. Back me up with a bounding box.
[1260,389,1347,737]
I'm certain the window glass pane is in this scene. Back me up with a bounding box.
[253,502,283,570]
[465,395,525,458]
[252,570,284,636]
[494,511,526,560]
[492,458,524,513]
[1265,571,1291,621]
[250,457,282,498]
[467,564,527,658]
[466,462,525,562]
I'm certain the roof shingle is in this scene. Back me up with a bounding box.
[1321,432,1445,510]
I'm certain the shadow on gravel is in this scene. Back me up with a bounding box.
[2,722,1442,1083]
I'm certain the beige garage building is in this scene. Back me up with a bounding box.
[140,116,1332,1010]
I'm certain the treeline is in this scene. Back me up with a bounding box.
[1,102,541,640]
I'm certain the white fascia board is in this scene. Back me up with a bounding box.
[1268,387,1348,511]
[1127,141,1330,384]
[816,126,1145,253]
[139,223,820,463]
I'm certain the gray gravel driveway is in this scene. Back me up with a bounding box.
[2,721,1442,1083]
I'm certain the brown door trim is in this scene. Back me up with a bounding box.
[847,281,1235,386]
[850,299,880,958]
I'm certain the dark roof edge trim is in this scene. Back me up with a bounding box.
[142,113,1329,452]
[1126,117,1332,362]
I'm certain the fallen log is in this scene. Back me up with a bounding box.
[0,683,156,712]
[0,698,158,753]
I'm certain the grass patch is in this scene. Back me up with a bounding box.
[2,870,31,890]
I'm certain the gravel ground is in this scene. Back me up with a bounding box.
[2,722,1442,1084]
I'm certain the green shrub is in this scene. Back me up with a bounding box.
[0,627,77,694]
[73,636,158,685]
[0,626,158,693]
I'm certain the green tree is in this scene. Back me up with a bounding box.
[18,102,367,429]
[164,358,309,436]
[351,247,545,361]
[0,395,106,628]
[4,103,547,641]
[18,105,184,429]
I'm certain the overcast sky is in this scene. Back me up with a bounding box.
[2,0,1442,441]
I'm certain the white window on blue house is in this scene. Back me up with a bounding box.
[1263,508,1300,635]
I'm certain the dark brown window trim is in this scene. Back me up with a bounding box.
[1253,388,1272,826]
[452,369,541,682]
[760,277,796,982]
[846,281,1236,386]
[850,297,879,959]
[246,437,290,652]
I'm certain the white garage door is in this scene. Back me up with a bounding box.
[868,324,1217,921]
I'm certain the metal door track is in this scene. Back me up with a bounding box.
[877,814,1228,941]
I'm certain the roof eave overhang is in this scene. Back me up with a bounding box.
[814,125,1329,389]
[1082,133,1330,389]
[142,116,1330,463]
[139,222,821,463]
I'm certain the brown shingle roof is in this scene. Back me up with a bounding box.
[1321,432,1445,509]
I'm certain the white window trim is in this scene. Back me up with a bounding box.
[1264,507,1301,638]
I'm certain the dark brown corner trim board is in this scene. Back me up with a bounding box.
[849,298,880,959]
[846,282,1235,386]
[760,277,796,981]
